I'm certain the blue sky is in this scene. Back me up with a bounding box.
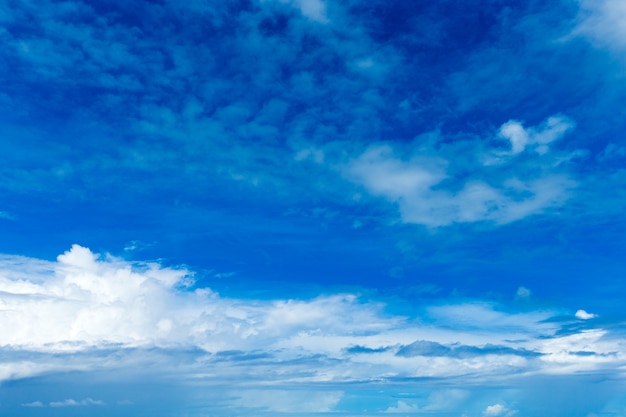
[1,0,626,416]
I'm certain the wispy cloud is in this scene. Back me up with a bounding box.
[49,398,104,407]
[22,398,104,407]
[21,401,44,407]
[573,0,626,50]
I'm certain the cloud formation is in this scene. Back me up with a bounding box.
[574,0,626,50]
[341,115,577,226]
[575,309,598,320]
[0,245,624,391]
[49,398,104,407]
[498,115,574,156]
[484,403,517,417]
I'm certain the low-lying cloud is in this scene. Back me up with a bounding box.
[0,245,623,385]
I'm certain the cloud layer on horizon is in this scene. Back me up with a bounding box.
[0,245,621,387]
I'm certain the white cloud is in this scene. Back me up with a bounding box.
[573,0,626,50]
[22,401,44,407]
[576,309,598,320]
[0,245,624,386]
[498,115,574,156]
[484,403,517,417]
[534,329,626,373]
[385,400,419,413]
[427,303,553,333]
[343,115,576,227]
[49,398,104,407]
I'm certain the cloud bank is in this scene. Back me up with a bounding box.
[1,245,624,388]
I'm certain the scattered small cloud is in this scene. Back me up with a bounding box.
[516,286,532,299]
[575,309,598,320]
[27,398,106,407]
[385,400,419,413]
[498,115,574,156]
[214,271,237,279]
[21,401,44,407]
[123,240,155,252]
[483,403,517,417]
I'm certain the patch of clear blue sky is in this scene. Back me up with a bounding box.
[2,0,626,415]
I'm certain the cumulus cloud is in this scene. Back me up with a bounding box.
[0,245,399,355]
[343,115,576,227]
[575,309,598,320]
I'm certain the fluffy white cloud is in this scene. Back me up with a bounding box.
[343,115,576,227]
[0,245,401,355]
[576,309,598,320]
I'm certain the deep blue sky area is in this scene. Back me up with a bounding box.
[2,0,626,416]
